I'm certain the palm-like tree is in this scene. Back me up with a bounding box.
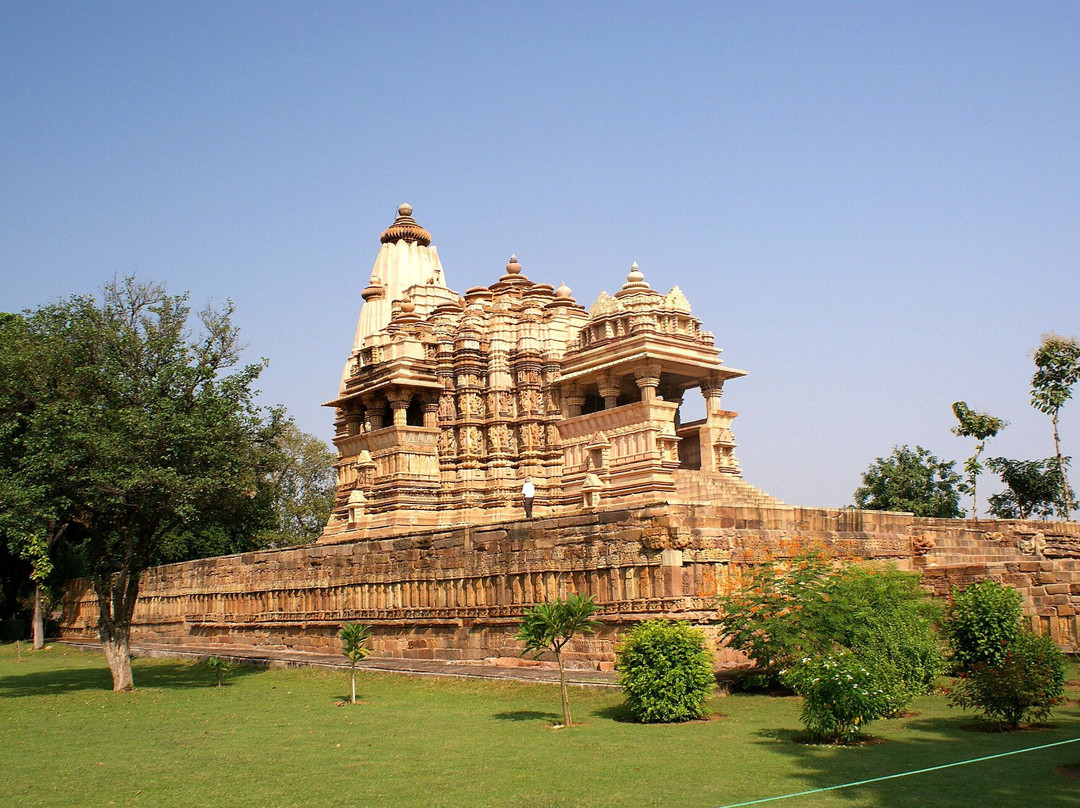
[515,594,601,727]
[951,401,1007,517]
[338,623,373,704]
[1031,334,1080,518]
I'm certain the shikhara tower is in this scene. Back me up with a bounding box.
[322,204,778,541]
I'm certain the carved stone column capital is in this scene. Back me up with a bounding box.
[633,364,662,402]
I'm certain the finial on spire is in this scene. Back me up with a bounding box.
[627,261,644,284]
[381,203,432,246]
[506,254,522,275]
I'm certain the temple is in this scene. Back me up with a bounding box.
[58,205,1080,667]
[322,204,778,540]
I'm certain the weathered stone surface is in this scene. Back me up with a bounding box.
[60,501,1080,664]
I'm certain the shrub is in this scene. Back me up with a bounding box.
[783,650,892,743]
[944,580,1022,670]
[947,629,1066,728]
[823,566,944,714]
[617,620,715,723]
[718,552,943,708]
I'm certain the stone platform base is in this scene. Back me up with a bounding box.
[60,502,1080,665]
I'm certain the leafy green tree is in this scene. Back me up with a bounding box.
[951,401,1006,518]
[716,550,836,687]
[0,312,78,649]
[260,422,337,546]
[515,594,601,727]
[986,457,1076,520]
[1,279,281,691]
[1031,333,1080,517]
[338,622,373,704]
[854,445,963,517]
[616,620,714,723]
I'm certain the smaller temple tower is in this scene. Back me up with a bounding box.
[321,205,773,542]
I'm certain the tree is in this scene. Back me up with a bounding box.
[986,457,1076,520]
[1031,334,1080,517]
[515,594,601,727]
[854,445,964,518]
[0,312,78,649]
[259,422,336,546]
[338,622,373,704]
[1,278,281,691]
[951,401,1006,518]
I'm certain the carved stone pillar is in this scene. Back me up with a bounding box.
[634,365,662,404]
[364,396,386,430]
[701,375,725,419]
[598,374,621,410]
[421,400,439,429]
[387,389,411,426]
[564,384,585,418]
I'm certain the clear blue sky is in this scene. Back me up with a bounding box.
[2,2,1078,510]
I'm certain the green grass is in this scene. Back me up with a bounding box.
[1,644,1078,808]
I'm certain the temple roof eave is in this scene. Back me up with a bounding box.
[559,334,746,383]
[325,361,442,408]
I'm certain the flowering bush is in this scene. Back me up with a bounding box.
[944,580,1022,671]
[783,651,892,743]
[717,551,943,705]
[947,628,1066,728]
[616,620,715,723]
[715,550,836,688]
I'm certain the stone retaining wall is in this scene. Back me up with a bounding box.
[59,504,1080,667]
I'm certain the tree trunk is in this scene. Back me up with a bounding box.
[101,626,134,692]
[556,648,572,727]
[351,667,356,704]
[32,584,45,650]
[94,550,143,693]
[1052,413,1073,517]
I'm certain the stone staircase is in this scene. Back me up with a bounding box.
[672,470,786,508]
[918,525,1080,652]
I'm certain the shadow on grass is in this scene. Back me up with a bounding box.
[0,659,261,697]
[749,711,1080,808]
[492,710,561,723]
[593,702,637,723]
[0,665,114,697]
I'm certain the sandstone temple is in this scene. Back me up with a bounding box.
[323,203,769,539]
[60,205,1080,667]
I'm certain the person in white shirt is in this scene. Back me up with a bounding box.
[521,477,535,518]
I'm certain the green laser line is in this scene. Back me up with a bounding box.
[714,736,1080,808]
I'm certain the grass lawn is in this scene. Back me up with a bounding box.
[1,644,1078,808]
